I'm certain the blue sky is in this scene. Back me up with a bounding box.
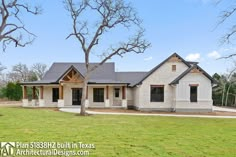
[1,0,235,75]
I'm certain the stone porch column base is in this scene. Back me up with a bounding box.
[31,99,36,106]
[85,99,89,108]
[22,99,29,107]
[122,99,127,108]
[39,99,45,107]
[105,99,110,107]
[58,99,64,107]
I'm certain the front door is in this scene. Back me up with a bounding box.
[113,87,122,106]
[72,88,82,105]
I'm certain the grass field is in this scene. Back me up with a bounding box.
[0,107,236,157]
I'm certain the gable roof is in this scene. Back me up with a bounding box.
[133,53,191,86]
[43,62,116,82]
[21,53,215,87]
[21,63,117,85]
[56,65,84,82]
[169,64,216,85]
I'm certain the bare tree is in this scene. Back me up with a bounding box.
[8,63,29,82]
[0,62,5,73]
[0,0,41,52]
[31,63,47,80]
[0,62,6,86]
[216,1,236,58]
[65,0,150,115]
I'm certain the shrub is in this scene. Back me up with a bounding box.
[6,82,22,101]
[0,87,7,98]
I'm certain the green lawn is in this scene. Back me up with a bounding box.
[0,107,236,157]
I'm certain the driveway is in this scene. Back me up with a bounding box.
[213,106,236,113]
[59,107,236,119]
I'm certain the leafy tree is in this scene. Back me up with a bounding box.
[65,0,150,115]
[213,72,236,106]
[0,86,6,98]
[5,82,22,100]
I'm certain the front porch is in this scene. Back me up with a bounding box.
[21,84,128,109]
[21,66,129,108]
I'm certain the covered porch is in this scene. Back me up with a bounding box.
[21,66,129,108]
[21,83,128,108]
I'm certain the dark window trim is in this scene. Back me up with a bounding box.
[52,88,59,102]
[190,85,198,102]
[114,88,120,98]
[93,88,104,102]
[150,85,164,102]
[172,65,176,72]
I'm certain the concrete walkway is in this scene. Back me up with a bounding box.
[213,106,236,113]
[59,107,236,119]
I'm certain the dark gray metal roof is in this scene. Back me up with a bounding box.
[43,62,116,82]
[21,53,215,87]
[21,62,148,86]
[187,61,199,65]
[20,80,57,85]
[116,72,147,87]
[21,62,117,85]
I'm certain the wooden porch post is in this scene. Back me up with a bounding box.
[40,86,44,99]
[122,86,126,99]
[59,84,63,99]
[106,86,109,99]
[32,86,36,99]
[23,86,27,99]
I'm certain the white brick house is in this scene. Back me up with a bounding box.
[21,53,216,112]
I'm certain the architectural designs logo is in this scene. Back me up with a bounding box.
[0,142,15,156]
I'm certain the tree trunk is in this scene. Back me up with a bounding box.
[80,75,88,116]
[221,84,226,106]
[225,84,232,107]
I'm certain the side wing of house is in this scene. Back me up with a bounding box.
[133,54,190,111]
[173,67,213,112]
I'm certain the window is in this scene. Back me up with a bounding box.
[52,88,59,102]
[93,88,104,102]
[150,85,164,102]
[190,85,198,102]
[114,88,120,98]
[172,65,176,71]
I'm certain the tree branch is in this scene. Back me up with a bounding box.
[89,30,150,72]
[0,0,41,52]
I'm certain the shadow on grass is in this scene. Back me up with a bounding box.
[74,113,92,116]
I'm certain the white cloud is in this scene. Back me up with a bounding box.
[207,51,221,59]
[144,56,152,61]
[185,53,200,61]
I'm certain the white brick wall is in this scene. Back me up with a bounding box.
[175,72,213,111]
[135,61,189,110]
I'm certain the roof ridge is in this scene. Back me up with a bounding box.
[116,71,147,73]
[52,62,115,64]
